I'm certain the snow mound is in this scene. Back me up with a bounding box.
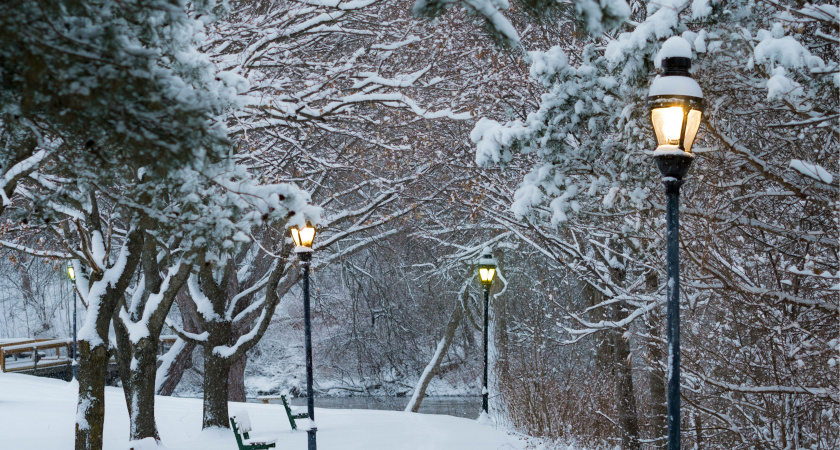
[476,411,496,426]
[128,437,166,450]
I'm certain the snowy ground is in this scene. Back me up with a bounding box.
[0,373,527,449]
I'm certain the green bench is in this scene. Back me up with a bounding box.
[257,394,309,430]
[230,410,276,450]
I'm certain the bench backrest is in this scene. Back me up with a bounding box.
[232,410,253,433]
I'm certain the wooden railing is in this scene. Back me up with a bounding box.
[0,338,73,373]
[0,335,180,373]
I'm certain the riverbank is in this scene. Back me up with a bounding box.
[0,373,527,449]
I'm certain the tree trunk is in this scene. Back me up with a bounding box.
[645,272,668,448]
[127,338,160,441]
[405,298,463,412]
[113,310,134,413]
[203,348,232,428]
[608,240,640,450]
[75,340,108,450]
[228,353,248,402]
[612,302,641,450]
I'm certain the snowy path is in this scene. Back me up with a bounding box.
[0,373,525,449]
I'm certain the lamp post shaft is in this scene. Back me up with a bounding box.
[72,287,78,381]
[302,261,317,450]
[664,178,683,450]
[482,286,490,415]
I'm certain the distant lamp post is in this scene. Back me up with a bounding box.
[291,223,317,450]
[477,247,497,416]
[648,37,704,450]
[67,264,78,381]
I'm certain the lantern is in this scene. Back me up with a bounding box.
[290,224,316,252]
[477,248,497,287]
[649,39,704,179]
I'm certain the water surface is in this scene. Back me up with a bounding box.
[252,396,482,419]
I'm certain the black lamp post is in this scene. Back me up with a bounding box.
[477,247,497,416]
[67,264,78,381]
[291,224,317,450]
[648,40,704,450]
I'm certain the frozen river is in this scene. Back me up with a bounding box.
[253,395,483,419]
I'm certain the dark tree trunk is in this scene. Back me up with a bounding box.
[646,272,668,448]
[607,240,640,450]
[228,353,248,402]
[75,226,143,449]
[612,302,641,450]
[113,312,134,414]
[127,338,161,441]
[75,341,108,450]
[202,317,234,429]
[227,310,251,403]
[202,348,233,428]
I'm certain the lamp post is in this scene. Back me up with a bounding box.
[291,224,317,450]
[67,264,78,381]
[477,248,497,416]
[648,37,704,450]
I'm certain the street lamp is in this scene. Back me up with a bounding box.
[67,264,78,381]
[477,247,497,416]
[648,36,703,450]
[291,223,317,450]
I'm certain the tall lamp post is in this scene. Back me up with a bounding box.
[647,37,704,450]
[477,248,497,416]
[291,224,317,450]
[67,264,78,381]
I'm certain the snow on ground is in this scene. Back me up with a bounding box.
[0,373,527,449]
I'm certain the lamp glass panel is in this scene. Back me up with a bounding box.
[479,267,496,283]
[682,109,702,153]
[290,228,302,247]
[67,266,75,281]
[298,227,316,247]
[651,106,685,147]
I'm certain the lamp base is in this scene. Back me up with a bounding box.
[296,247,313,262]
[654,152,694,180]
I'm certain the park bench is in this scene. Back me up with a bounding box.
[230,410,276,450]
[257,394,309,430]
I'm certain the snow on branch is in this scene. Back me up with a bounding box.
[563,295,662,343]
[188,274,223,322]
[0,149,47,206]
[164,319,210,343]
[119,261,187,344]
[693,370,839,403]
[77,229,133,347]
[213,309,268,359]
[789,159,834,184]
[0,240,72,259]
[228,261,280,321]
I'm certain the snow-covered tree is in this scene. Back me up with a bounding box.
[426,0,838,447]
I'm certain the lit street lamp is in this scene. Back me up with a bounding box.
[67,264,78,381]
[648,37,704,450]
[477,248,497,416]
[291,223,317,450]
